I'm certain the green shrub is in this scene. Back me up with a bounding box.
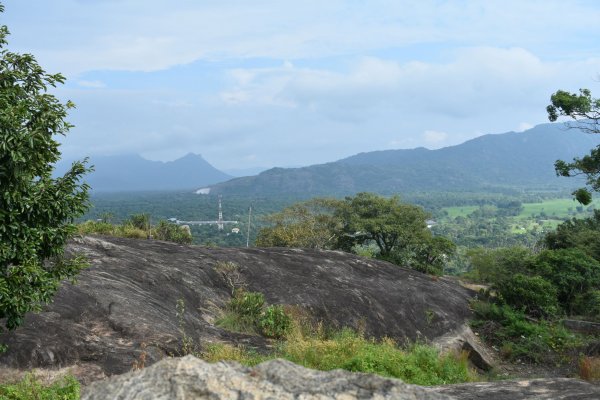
[154,220,192,244]
[572,290,600,320]
[228,290,265,320]
[215,310,260,335]
[0,374,80,400]
[495,274,558,317]
[126,213,150,231]
[117,224,147,239]
[530,249,600,314]
[77,220,115,235]
[471,300,580,363]
[259,305,292,338]
[201,327,475,385]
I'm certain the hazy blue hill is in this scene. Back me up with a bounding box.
[209,123,600,197]
[55,153,232,192]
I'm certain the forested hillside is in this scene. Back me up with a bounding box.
[209,123,600,196]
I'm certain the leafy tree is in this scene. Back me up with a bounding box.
[411,236,456,275]
[257,193,455,275]
[495,273,558,317]
[255,198,342,249]
[547,88,600,204]
[0,4,90,331]
[335,192,430,258]
[530,248,600,314]
[543,210,600,262]
[466,246,534,284]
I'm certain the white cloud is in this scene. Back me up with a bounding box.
[77,80,106,88]
[516,122,534,132]
[4,0,600,75]
[7,0,600,169]
[423,130,448,144]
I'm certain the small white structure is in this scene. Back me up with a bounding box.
[195,188,211,195]
[231,227,240,234]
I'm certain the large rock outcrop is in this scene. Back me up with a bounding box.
[81,356,600,400]
[0,235,474,382]
[81,355,452,400]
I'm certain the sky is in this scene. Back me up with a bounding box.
[3,1,600,172]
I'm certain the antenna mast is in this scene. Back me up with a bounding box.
[246,204,252,247]
[217,195,224,230]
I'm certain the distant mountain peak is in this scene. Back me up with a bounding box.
[55,153,232,192]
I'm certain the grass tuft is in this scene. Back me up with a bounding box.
[0,374,80,400]
[202,320,476,386]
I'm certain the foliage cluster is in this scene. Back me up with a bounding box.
[470,301,581,364]
[547,88,600,205]
[0,374,80,400]
[217,290,291,339]
[77,214,192,244]
[467,245,600,319]
[257,193,455,275]
[0,4,89,332]
[202,327,474,386]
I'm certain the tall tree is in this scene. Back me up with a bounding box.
[547,88,600,204]
[0,4,90,332]
[255,198,343,249]
[334,192,431,258]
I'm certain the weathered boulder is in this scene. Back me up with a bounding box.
[81,355,453,400]
[0,235,474,382]
[81,355,600,400]
[430,378,600,400]
[433,324,496,371]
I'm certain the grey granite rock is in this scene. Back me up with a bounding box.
[0,235,475,381]
[81,355,453,400]
[430,378,600,400]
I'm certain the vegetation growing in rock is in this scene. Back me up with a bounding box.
[470,301,582,364]
[78,216,192,244]
[216,289,291,338]
[203,325,475,386]
[0,374,80,400]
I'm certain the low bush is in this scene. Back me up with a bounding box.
[116,224,147,239]
[471,300,580,363]
[495,274,558,317]
[0,374,80,400]
[77,220,115,235]
[77,218,192,244]
[201,327,475,385]
[259,305,292,338]
[201,343,267,366]
[215,310,260,335]
[217,290,292,338]
[228,290,265,320]
[154,220,192,244]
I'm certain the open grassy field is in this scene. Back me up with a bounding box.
[518,198,595,219]
[443,198,596,220]
[443,205,479,218]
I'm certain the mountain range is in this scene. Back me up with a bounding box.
[55,123,600,195]
[55,153,232,192]
[206,123,600,197]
